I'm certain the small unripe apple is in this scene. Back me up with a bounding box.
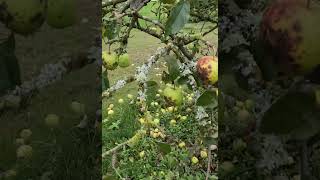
[200,150,208,158]
[102,51,118,70]
[3,0,45,35]
[139,151,145,158]
[20,129,32,141]
[15,138,25,146]
[128,130,145,147]
[4,169,17,178]
[163,85,184,106]
[232,138,247,151]
[46,0,76,29]
[16,145,33,159]
[107,110,114,115]
[70,101,85,115]
[118,53,130,68]
[118,98,124,104]
[45,114,60,128]
[170,119,176,125]
[178,142,186,148]
[191,156,199,164]
[196,56,218,85]
[260,0,320,75]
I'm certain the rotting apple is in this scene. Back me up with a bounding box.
[163,85,183,106]
[196,56,218,85]
[260,0,320,75]
[2,0,45,35]
[46,0,76,29]
[102,51,118,70]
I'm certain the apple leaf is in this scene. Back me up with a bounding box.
[165,0,190,36]
[102,70,109,90]
[176,76,193,90]
[196,90,218,108]
[164,55,180,82]
[260,92,318,135]
[103,19,120,40]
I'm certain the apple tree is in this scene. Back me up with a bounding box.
[102,0,218,178]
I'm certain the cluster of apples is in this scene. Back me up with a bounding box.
[102,51,130,70]
[0,0,76,36]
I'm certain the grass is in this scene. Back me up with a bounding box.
[102,92,217,179]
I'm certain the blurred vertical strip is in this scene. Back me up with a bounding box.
[0,0,102,179]
[219,0,320,179]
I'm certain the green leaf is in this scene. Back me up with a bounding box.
[161,71,171,84]
[176,76,192,90]
[196,90,218,107]
[103,19,120,40]
[164,55,180,82]
[156,142,171,155]
[260,92,318,135]
[102,70,109,91]
[165,0,190,36]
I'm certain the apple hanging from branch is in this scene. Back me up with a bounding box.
[260,0,320,76]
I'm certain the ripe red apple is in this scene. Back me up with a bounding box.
[196,56,218,85]
[260,0,320,75]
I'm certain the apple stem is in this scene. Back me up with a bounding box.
[307,0,311,8]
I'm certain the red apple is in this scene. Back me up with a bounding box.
[196,56,218,85]
[260,0,320,75]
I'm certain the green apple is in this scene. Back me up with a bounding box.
[102,51,118,70]
[45,114,60,128]
[16,145,33,159]
[20,129,32,141]
[260,0,320,75]
[46,0,76,29]
[118,53,130,68]
[2,0,45,35]
[196,56,218,85]
[163,85,183,106]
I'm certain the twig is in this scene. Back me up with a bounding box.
[112,152,125,180]
[205,148,212,180]
[102,140,129,157]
